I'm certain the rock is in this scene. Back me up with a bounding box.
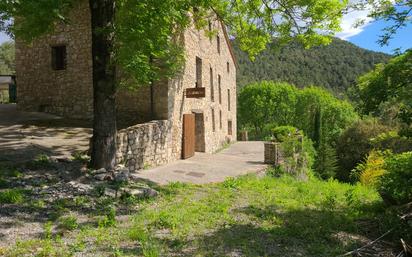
[94,173,113,181]
[114,169,130,182]
[91,168,107,175]
[105,188,117,198]
[143,188,158,198]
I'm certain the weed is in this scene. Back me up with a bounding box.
[44,221,53,240]
[0,189,25,204]
[73,196,90,207]
[94,184,106,197]
[58,215,79,231]
[222,177,240,189]
[98,207,116,228]
[72,151,90,163]
[27,154,52,169]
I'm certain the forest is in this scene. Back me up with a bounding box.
[234,38,391,97]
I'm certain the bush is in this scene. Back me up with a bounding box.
[352,150,387,187]
[379,152,412,205]
[336,118,391,182]
[370,131,412,153]
[270,125,300,142]
[271,127,316,180]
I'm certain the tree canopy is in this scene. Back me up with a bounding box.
[0,0,349,86]
[354,50,412,125]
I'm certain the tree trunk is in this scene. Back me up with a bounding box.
[89,0,117,170]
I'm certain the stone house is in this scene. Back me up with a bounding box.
[15,1,237,171]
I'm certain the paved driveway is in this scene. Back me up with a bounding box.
[134,141,267,185]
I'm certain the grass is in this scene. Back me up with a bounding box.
[1,173,400,257]
[0,189,25,204]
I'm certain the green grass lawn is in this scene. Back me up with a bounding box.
[2,173,398,257]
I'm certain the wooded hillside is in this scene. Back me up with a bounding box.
[234,38,391,96]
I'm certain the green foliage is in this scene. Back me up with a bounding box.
[239,82,357,144]
[270,125,300,142]
[0,189,24,204]
[235,38,390,94]
[354,50,412,125]
[379,151,412,205]
[314,141,338,179]
[0,41,14,74]
[1,0,349,89]
[352,150,387,187]
[27,154,53,170]
[58,215,79,231]
[336,118,391,182]
[370,131,412,153]
[97,207,116,228]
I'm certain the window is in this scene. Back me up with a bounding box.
[227,89,231,111]
[211,109,216,132]
[210,67,214,102]
[196,57,202,87]
[228,120,233,135]
[219,110,222,130]
[227,62,230,73]
[51,45,67,70]
[218,75,222,104]
[217,35,221,54]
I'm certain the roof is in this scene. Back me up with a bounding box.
[219,20,237,68]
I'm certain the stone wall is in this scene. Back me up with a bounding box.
[15,0,94,119]
[116,120,173,171]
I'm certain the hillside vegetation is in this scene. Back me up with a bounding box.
[234,38,390,96]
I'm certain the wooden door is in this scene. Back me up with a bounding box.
[182,114,195,159]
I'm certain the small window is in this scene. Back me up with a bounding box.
[227,89,231,111]
[227,62,230,73]
[219,110,222,130]
[228,120,233,135]
[217,35,221,54]
[196,57,202,88]
[210,67,214,102]
[211,109,216,132]
[51,45,67,70]
[218,75,222,104]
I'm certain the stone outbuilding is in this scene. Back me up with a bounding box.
[15,1,237,171]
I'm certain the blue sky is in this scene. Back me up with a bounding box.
[0,9,410,54]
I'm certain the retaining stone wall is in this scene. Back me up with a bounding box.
[116,120,174,171]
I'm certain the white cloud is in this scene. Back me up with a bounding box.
[336,9,374,40]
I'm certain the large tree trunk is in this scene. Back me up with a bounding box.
[89,0,117,170]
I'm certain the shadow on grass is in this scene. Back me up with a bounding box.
[158,203,394,257]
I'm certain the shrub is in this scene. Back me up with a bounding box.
[370,131,412,153]
[336,118,391,182]
[352,150,387,187]
[271,127,316,180]
[58,215,79,231]
[271,125,300,142]
[379,152,412,205]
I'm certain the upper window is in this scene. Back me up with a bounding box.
[210,67,214,102]
[218,75,222,104]
[51,45,67,70]
[217,35,221,54]
[227,62,230,73]
[196,57,202,88]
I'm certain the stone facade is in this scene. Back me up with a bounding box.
[15,2,237,170]
[15,0,94,119]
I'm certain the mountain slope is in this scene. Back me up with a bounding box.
[234,38,391,95]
